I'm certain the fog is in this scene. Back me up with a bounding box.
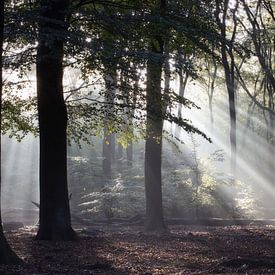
[2,68,275,226]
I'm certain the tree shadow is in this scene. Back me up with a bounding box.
[4,229,128,274]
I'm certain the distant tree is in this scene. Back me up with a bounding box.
[204,56,218,127]
[176,50,190,118]
[36,0,76,240]
[126,70,139,166]
[102,64,117,179]
[215,0,239,178]
[239,0,275,196]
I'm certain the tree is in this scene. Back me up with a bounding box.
[205,56,218,127]
[36,0,76,240]
[215,0,239,178]
[239,0,275,198]
[126,70,139,166]
[0,0,22,263]
[102,65,116,179]
[143,0,218,231]
[144,0,167,233]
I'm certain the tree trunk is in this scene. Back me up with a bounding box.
[215,0,237,179]
[177,52,189,119]
[36,0,76,240]
[102,70,116,179]
[117,141,123,160]
[126,72,139,167]
[175,51,189,140]
[207,58,217,127]
[126,141,133,164]
[268,109,275,189]
[102,130,112,179]
[228,87,237,175]
[0,1,22,263]
[144,39,166,232]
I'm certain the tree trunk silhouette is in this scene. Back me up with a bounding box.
[144,6,167,231]
[36,0,76,240]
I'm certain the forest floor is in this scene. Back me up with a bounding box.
[2,224,275,274]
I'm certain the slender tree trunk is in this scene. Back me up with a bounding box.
[268,95,275,188]
[174,51,189,140]
[36,0,76,240]
[144,41,166,232]
[207,59,217,127]
[111,133,115,161]
[177,52,189,119]
[117,142,123,159]
[216,0,237,179]
[228,84,237,175]
[126,142,133,164]
[115,68,124,161]
[0,1,22,263]
[102,70,116,179]
[103,128,112,179]
[126,74,139,166]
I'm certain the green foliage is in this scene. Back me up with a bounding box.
[2,97,37,140]
[68,139,257,219]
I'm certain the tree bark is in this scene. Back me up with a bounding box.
[36,0,76,240]
[144,38,166,232]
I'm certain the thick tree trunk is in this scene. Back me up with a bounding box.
[144,40,166,232]
[36,0,76,240]
[222,63,237,177]
[0,1,22,263]
[222,53,237,177]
